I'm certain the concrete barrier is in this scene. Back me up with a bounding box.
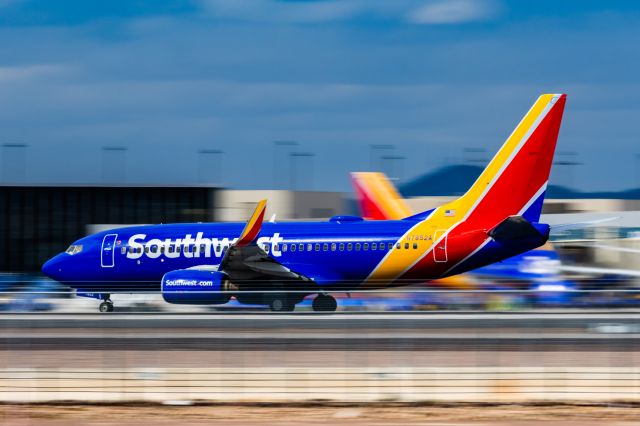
[1,367,639,403]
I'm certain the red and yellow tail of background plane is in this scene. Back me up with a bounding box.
[359,94,566,286]
[351,172,412,220]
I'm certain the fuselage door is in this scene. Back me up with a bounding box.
[433,230,448,263]
[101,234,118,268]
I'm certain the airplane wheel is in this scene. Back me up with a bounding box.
[269,296,295,312]
[99,302,114,313]
[312,294,337,312]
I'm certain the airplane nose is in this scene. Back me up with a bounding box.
[42,255,64,280]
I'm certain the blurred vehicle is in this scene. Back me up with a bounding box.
[0,275,66,312]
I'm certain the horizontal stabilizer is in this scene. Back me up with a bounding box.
[489,216,548,242]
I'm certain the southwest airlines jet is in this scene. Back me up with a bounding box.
[43,94,566,312]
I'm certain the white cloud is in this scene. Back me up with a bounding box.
[408,0,500,24]
[0,0,23,8]
[198,0,501,25]
[199,0,362,23]
[0,64,68,82]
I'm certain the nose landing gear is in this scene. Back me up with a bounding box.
[312,294,337,312]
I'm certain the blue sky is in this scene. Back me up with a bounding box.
[0,0,639,191]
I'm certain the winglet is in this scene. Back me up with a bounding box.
[236,199,267,247]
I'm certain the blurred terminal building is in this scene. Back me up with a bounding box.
[0,185,344,273]
[1,181,640,274]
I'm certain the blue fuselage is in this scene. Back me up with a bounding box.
[43,219,414,292]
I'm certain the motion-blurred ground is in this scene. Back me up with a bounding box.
[2,403,639,425]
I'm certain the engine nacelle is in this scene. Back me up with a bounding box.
[161,269,231,305]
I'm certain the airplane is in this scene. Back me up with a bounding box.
[350,171,565,289]
[42,93,567,313]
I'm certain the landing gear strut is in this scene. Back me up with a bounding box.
[312,294,337,312]
[98,295,114,313]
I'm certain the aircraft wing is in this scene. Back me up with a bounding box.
[218,199,309,284]
[550,216,618,234]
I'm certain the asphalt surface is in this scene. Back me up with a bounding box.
[1,312,639,351]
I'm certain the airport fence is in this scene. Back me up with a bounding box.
[1,367,639,403]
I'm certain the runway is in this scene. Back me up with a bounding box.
[2,312,639,351]
[2,312,640,404]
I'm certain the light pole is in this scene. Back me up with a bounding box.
[1,143,27,183]
[463,147,488,166]
[636,154,640,190]
[554,151,581,190]
[273,141,298,188]
[198,149,224,185]
[381,154,406,182]
[289,152,315,191]
[370,144,394,171]
[101,146,127,184]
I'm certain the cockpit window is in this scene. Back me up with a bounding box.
[65,245,83,255]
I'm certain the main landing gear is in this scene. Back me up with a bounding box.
[312,294,337,312]
[268,294,296,312]
[266,293,338,312]
[98,295,114,313]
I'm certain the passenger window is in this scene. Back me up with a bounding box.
[388,243,393,250]
[299,243,304,252]
[307,243,313,251]
[168,245,174,253]
[121,247,126,255]
[347,243,353,251]
[263,244,269,252]
[315,243,320,251]
[331,243,336,251]
[291,244,297,252]
[396,243,401,249]
[413,243,418,249]
[371,242,377,250]
[355,243,361,251]
[363,243,369,251]
[323,243,328,251]
[216,245,221,253]
[339,243,344,251]
[404,243,409,249]
[282,244,288,252]
[160,246,165,254]
[128,246,134,254]
[145,246,150,254]
[200,244,206,252]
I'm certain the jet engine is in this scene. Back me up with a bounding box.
[161,269,232,305]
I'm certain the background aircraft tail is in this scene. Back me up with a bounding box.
[350,172,412,220]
